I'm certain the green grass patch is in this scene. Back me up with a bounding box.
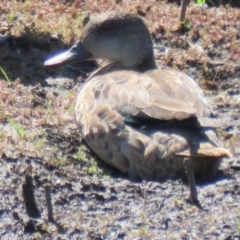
[88,165,98,175]
[73,145,88,161]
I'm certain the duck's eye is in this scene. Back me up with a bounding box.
[83,15,90,27]
[99,21,115,33]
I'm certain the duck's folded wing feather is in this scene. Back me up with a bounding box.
[92,69,212,121]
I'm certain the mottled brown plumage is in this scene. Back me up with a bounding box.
[44,12,230,201]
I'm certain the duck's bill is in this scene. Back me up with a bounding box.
[44,41,92,66]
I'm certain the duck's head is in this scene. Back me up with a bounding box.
[44,12,156,71]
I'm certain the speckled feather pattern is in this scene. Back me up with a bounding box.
[74,66,230,180]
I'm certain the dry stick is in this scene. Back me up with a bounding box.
[185,157,198,203]
[180,0,190,23]
[179,0,199,205]
[22,174,41,218]
[44,185,54,221]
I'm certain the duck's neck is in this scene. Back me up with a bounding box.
[88,55,157,81]
[134,56,157,72]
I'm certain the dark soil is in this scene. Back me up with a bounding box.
[0,1,240,239]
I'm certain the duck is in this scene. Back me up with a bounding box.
[44,12,230,202]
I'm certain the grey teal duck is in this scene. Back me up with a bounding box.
[44,12,230,202]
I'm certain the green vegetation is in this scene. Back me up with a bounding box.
[88,164,98,175]
[197,0,206,4]
[73,145,88,161]
[5,115,26,138]
[180,19,191,29]
[0,66,11,83]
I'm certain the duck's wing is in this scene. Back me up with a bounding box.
[91,69,213,124]
[145,69,212,118]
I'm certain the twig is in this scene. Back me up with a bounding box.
[180,0,190,23]
[185,157,199,203]
[44,185,54,222]
[22,174,41,218]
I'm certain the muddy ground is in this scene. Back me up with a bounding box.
[0,1,240,239]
